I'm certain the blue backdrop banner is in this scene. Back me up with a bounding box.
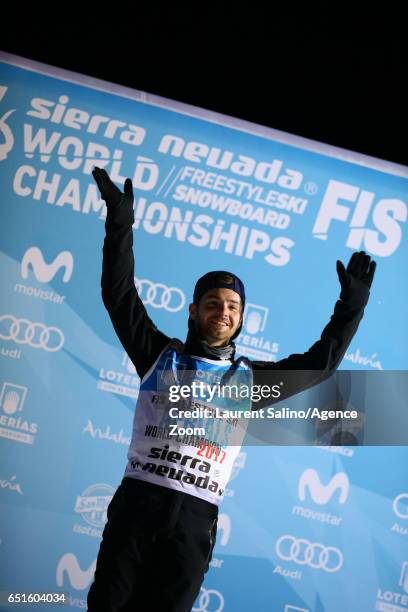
[0,52,407,612]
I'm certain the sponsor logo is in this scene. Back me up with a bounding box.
[160,136,303,189]
[0,474,23,495]
[236,303,278,361]
[73,483,114,538]
[312,179,407,257]
[82,419,131,446]
[134,277,185,312]
[0,382,37,445]
[123,353,136,374]
[400,562,408,594]
[0,86,15,161]
[376,561,408,610]
[0,315,64,352]
[75,484,114,526]
[15,246,71,304]
[292,469,348,527]
[217,514,231,546]
[56,553,96,591]
[26,94,146,146]
[243,303,268,334]
[130,445,223,497]
[209,558,224,569]
[21,246,74,283]
[298,469,349,505]
[344,348,383,370]
[97,352,140,398]
[275,534,343,573]
[0,382,27,415]
[391,492,408,536]
[394,493,408,520]
[192,587,224,612]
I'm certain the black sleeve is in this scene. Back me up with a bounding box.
[251,284,370,410]
[101,196,170,380]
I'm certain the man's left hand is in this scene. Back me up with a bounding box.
[336,251,376,302]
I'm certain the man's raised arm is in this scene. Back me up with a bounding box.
[251,251,377,408]
[93,167,170,379]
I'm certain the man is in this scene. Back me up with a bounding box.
[87,167,376,612]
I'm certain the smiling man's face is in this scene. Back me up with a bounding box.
[189,288,243,346]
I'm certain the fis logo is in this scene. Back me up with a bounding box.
[21,247,74,283]
[298,468,349,505]
[56,553,96,591]
[313,179,407,257]
[0,86,15,161]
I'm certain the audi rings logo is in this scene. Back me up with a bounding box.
[193,587,224,612]
[134,277,185,312]
[393,493,408,519]
[275,535,344,573]
[0,315,64,352]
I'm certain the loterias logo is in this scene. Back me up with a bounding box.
[0,381,38,445]
[97,351,140,399]
[0,86,15,161]
[236,303,278,361]
[376,560,408,609]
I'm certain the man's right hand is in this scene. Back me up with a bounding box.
[92,167,134,208]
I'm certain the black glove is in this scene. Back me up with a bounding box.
[92,166,134,208]
[336,251,376,303]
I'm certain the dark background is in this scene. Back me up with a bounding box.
[2,4,406,165]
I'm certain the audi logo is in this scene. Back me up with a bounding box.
[393,493,408,519]
[275,535,343,573]
[0,315,64,352]
[134,277,185,312]
[192,587,224,612]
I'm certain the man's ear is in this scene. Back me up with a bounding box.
[189,303,198,320]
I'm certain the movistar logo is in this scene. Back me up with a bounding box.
[298,468,350,505]
[21,246,74,283]
[56,553,96,590]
